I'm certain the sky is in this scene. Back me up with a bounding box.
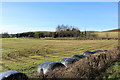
[0,2,118,34]
[1,0,120,2]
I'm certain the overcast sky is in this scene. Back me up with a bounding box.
[1,2,118,34]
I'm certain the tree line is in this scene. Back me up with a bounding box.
[1,25,97,38]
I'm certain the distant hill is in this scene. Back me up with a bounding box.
[103,29,120,32]
[34,31,52,33]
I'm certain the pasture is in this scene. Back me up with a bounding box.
[95,32,119,38]
[1,38,118,77]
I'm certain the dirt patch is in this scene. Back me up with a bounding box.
[35,46,120,79]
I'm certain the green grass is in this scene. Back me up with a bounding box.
[97,60,120,79]
[1,38,118,77]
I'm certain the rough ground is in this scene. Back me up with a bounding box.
[33,46,120,80]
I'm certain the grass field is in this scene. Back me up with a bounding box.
[1,38,118,77]
[95,32,119,38]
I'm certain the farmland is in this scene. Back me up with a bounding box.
[95,32,119,38]
[1,38,118,77]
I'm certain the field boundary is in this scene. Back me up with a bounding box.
[36,46,120,79]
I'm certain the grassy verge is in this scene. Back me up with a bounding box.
[97,60,120,79]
